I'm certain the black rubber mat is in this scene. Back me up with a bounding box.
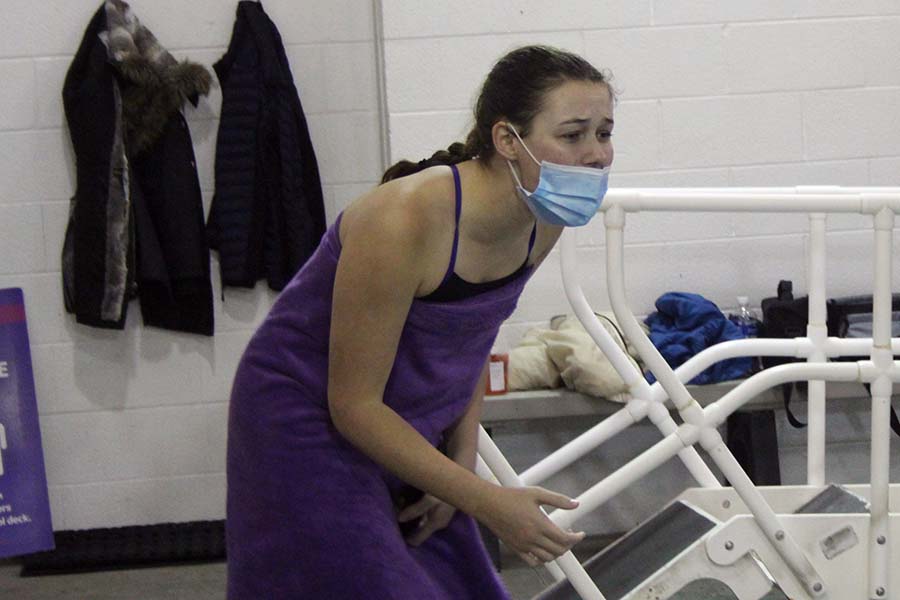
[795,484,869,514]
[536,501,716,600]
[18,520,225,576]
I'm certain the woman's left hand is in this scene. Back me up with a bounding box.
[398,494,456,546]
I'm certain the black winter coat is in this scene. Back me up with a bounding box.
[62,1,214,335]
[207,1,327,291]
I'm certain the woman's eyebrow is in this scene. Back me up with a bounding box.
[558,117,590,127]
[557,117,614,126]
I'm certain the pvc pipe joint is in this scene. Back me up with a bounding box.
[678,402,706,428]
[645,400,670,425]
[675,423,702,448]
[625,398,649,422]
[806,324,828,345]
[873,347,894,371]
[604,204,626,228]
[698,426,724,451]
[872,204,897,228]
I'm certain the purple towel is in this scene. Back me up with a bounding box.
[226,213,529,598]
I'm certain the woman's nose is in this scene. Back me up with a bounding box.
[584,140,613,169]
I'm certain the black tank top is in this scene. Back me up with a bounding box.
[419,164,537,303]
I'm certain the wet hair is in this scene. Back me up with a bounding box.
[381,45,612,183]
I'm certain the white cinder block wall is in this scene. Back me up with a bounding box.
[0,0,382,530]
[382,1,900,533]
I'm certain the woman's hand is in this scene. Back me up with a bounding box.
[398,494,456,546]
[476,486,585,567]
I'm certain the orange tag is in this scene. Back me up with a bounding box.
[485,354,508,395]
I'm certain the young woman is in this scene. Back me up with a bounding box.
[226,45,615,598]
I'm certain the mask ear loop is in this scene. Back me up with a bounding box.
[506,160,527,190]
[505,123,541,166]
[505,123,541,193]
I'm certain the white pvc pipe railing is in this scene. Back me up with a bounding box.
[549,363,867,527]
[603,204,827,597]
[518,334,900,488]
[538,232,721,488]
[477,428,606,599]
[475,186,900,599]
[806,213,828,486]
[601,189,900,214]
[868,207,894,597]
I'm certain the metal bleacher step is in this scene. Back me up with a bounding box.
[535,483,869,600]
[795,483,869,515]
[536,500,717,600]
[665,578,790,600]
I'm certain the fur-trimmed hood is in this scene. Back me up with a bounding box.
[101,0,212,155]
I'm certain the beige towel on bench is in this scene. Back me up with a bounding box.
[508,313,644,401]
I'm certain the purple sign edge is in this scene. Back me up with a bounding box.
[0,287,55,558]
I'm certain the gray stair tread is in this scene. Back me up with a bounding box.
[668,578,738,599]
[669,581,788,600]
[536,500,716,600]
[795,484,869,514]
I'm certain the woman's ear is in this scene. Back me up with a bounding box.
[492,121,519,161]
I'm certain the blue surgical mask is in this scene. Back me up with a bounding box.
[506,124,609,227]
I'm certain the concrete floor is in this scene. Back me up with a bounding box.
[0,545,584,600]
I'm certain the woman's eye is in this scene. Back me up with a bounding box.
[598,131,613,140]
[562,132,583,141]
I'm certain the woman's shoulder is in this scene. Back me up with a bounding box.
[340,166,457,249]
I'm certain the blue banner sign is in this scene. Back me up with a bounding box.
[0,288,54,558]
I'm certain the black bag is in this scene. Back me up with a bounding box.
[760,280,809,365]
[760,280,900,435]
[827,294,900,339]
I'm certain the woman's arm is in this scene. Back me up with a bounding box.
[446,358,488,471]
[329,189,582,564]
[328,191,491,516]
[398,359,487,545]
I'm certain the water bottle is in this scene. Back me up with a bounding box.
[733,296,762,373]
[735,296,757,338]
